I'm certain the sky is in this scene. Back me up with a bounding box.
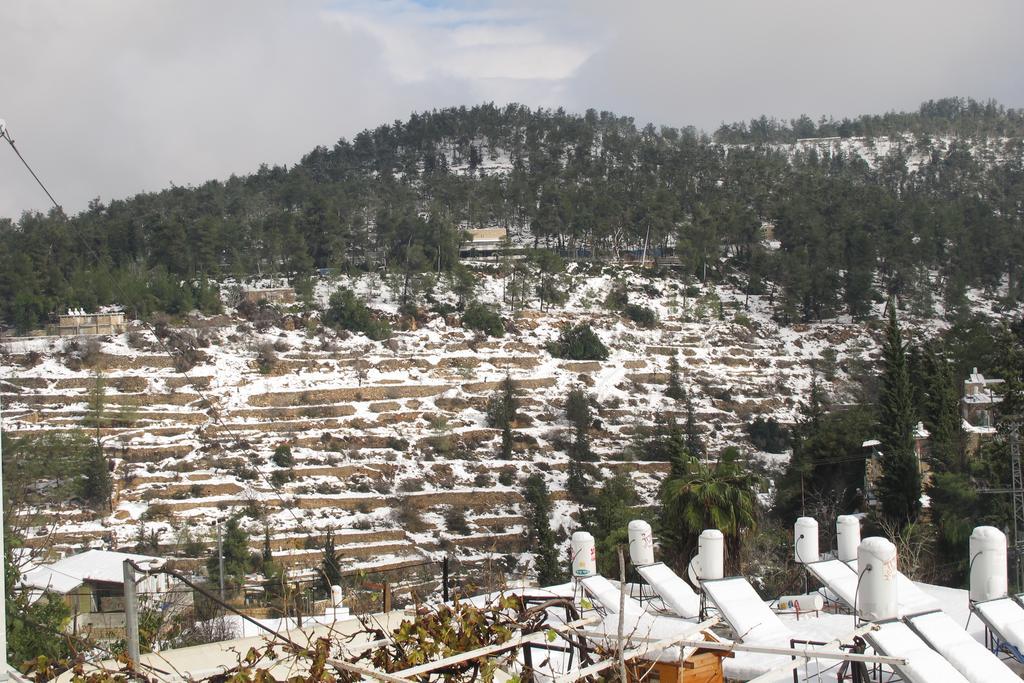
[1,0,1022,220]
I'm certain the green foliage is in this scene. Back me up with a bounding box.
[272,444,295,468]
[587,473,641,576]
[206,516,252,589]
[665,354,685,401]
[774,398,874,522]
[486,375,518,429]
[444,507,471,536]
[565,387,591,434]
[746,417,791,454]
[323,288,391,341]
[79,446,112,508]
[604,281,629,311]
[462,302,505,337]
[660,451,759,574]
[3,99,1024,328]
[522,474,563,585]
[547,323,609,361]
[877,306,922,525]
[623,303,658,328]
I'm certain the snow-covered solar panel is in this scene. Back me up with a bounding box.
[973,597,1024,653]
[636,563,701,619]
[866,621,970,683]
[701,577,790,643]
[805,559,858,609]
[907,610,1019,683]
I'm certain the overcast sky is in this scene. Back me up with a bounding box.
[1,0,1022,220]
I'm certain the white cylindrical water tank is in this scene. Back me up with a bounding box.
[698,529,725,580]
[836,515,861,563]
[627,520,655,566]
[777,593,825,613]
[570,531,597,578]
[794,517,820,564]
[330,584,344,607]
[970,526,1008,603]
[857,537,898,622]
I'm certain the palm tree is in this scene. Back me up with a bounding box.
[660,450,758,575]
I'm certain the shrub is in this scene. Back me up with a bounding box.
[462,302,505,337]
[623,304,658,328]
[255,342,278,374]
[444,507,471,535]
[604,281,629,310]
[547,323,609,360]
[393,498,428,533]
[399,478,424,493]
[497,467,516,486]
[747,417,791,454]
[272,445,295,468]
[323,288,391,341]
[270,470,292,488]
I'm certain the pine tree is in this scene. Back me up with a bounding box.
[665,354,685,400]
[684,388,704,458]
[207,517,251,589]
[79,446,112,509]
[487,374,518,459]
[522,474,563,585]
[918,343,962,471]
[877,305,922,524]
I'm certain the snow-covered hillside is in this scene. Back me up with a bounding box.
[0,266,891,581]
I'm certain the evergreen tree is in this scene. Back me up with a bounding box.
[916,343,962,471]
[877,305,922,525]
[486,374,518,459]
[79,446,112,509]
[588,473,640,576]
[522,474,563,585]
[684,388,704,458]
[207,516,251,589]
[665,354,685,401]
[272,444,295,468]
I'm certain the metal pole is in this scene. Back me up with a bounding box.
[442,556,449,603]
[217,522,225,603]
[122,560,141,668]
[0,395,9,680]
[1010,422,1023,591]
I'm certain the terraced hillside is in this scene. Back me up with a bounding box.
[0,268,881,578]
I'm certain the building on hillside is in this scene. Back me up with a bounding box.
[962,367,1004,456]
[459,228,507,258]
[863,422,932,508]
[49,309,126,336]
[241,286,296,305]
[19,549,189,640]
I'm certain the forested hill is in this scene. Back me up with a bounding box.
[1,97,1023,332]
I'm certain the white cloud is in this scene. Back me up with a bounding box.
[0,0,1021,220]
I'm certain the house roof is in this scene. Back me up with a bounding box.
[466,228,506,242]
[20,549,164,593]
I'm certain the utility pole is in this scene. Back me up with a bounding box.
[123,560,141,668]
[1011,422,1023,590]
[217,522,225,603]
[0,395,8,680]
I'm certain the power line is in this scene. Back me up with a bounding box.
[0,124,61,211]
